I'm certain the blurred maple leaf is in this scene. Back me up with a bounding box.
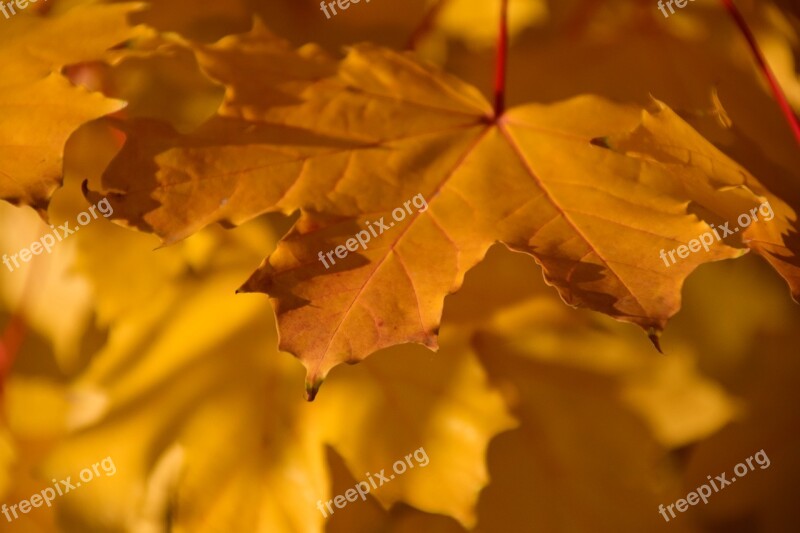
[27,218,512,531]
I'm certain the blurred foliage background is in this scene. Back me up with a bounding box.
[1,0,799,531]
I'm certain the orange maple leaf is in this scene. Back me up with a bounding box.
[89,24,798,398]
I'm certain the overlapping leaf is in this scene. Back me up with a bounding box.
[472,300,718,533]
[0,2,148,216]
[599,104,800,301]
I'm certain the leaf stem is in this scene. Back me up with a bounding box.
[494,0,509,117]
[721,0,800,144]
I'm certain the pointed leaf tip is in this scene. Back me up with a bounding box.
[305,378,323,402]
[590,136,611,149]
[647,329,663,354]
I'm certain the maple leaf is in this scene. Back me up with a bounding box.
[22,213,511,531]
[474,296,737,449]
[0,2,146,216]
[472,305,720,533]
[90,23,797,397]
[0,201,94,373]
[671,255,800,531]
[314,328,515,526]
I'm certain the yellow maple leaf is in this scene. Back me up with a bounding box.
[0,2,146,215]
